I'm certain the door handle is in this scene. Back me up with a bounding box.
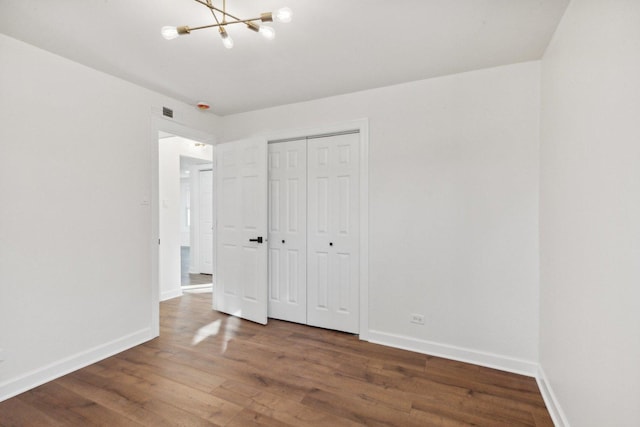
[249,236,264,244]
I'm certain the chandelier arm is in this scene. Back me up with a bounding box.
[192,0,244,24]
[209,9,221,25]
[188,18,262,32]
[205,0,222,27]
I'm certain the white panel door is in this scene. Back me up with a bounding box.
[198,168,213,274]
[267,140,307,324]
[214,138,268,324]
[307,133,360,333]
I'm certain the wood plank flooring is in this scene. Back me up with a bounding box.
[0,294,554,426]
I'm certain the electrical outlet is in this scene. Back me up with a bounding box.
[410,314,425,325]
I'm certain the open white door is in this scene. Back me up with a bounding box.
[213,138,268,324]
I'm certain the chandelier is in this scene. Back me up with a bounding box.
[161,0,293,49]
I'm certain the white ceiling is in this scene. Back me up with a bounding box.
[0,0,568,116]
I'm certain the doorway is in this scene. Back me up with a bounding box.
[180,157,214,293]
[158,132,213,300]
[150,117,215,337]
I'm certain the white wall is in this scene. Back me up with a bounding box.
[159,137,212,300]
[539,1,640,425]
[0,34,220,400]
[223,61,541,373]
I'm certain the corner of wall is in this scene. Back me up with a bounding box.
[536,365,571,427]
[160,289,184,301]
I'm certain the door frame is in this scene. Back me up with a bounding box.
[150,116,215,337]
[262,119,370,340]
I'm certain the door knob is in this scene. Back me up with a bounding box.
[249,236,264,244]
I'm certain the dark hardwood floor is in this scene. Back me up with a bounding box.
[0,294,554,426]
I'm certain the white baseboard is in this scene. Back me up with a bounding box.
[536,365,570,427]
[160,288,183,301]
[367,330,538,377]
[0,327,153,403]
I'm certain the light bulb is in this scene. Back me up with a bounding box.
[220,31,233,49]
[275,7,293,23]
[219,27,234,49]
[161,26,179,40]
[259,26,275,40]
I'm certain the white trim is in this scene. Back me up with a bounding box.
[182,283,213,290]
[260,118,370,338]
[211,148,218,310]
[368,330,538,377]
[160,288,183,301]
[0,328,152,403]
[358,120,370,341]
[150,115,216,337]
[537,365,570,427]
[262,119,369,144]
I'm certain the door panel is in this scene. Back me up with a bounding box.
[337,252,351,312]
[315,251,329,309]
[267,140,307,324]
[286,249,299,303]
[316,178,329,233]
[214,138,268,324]
[307,133,360,333]
[337,176,351,234]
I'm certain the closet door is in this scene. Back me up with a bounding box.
[267,141,307,323]
[307,133,360,333]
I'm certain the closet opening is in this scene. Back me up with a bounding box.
[267,130,361,334]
